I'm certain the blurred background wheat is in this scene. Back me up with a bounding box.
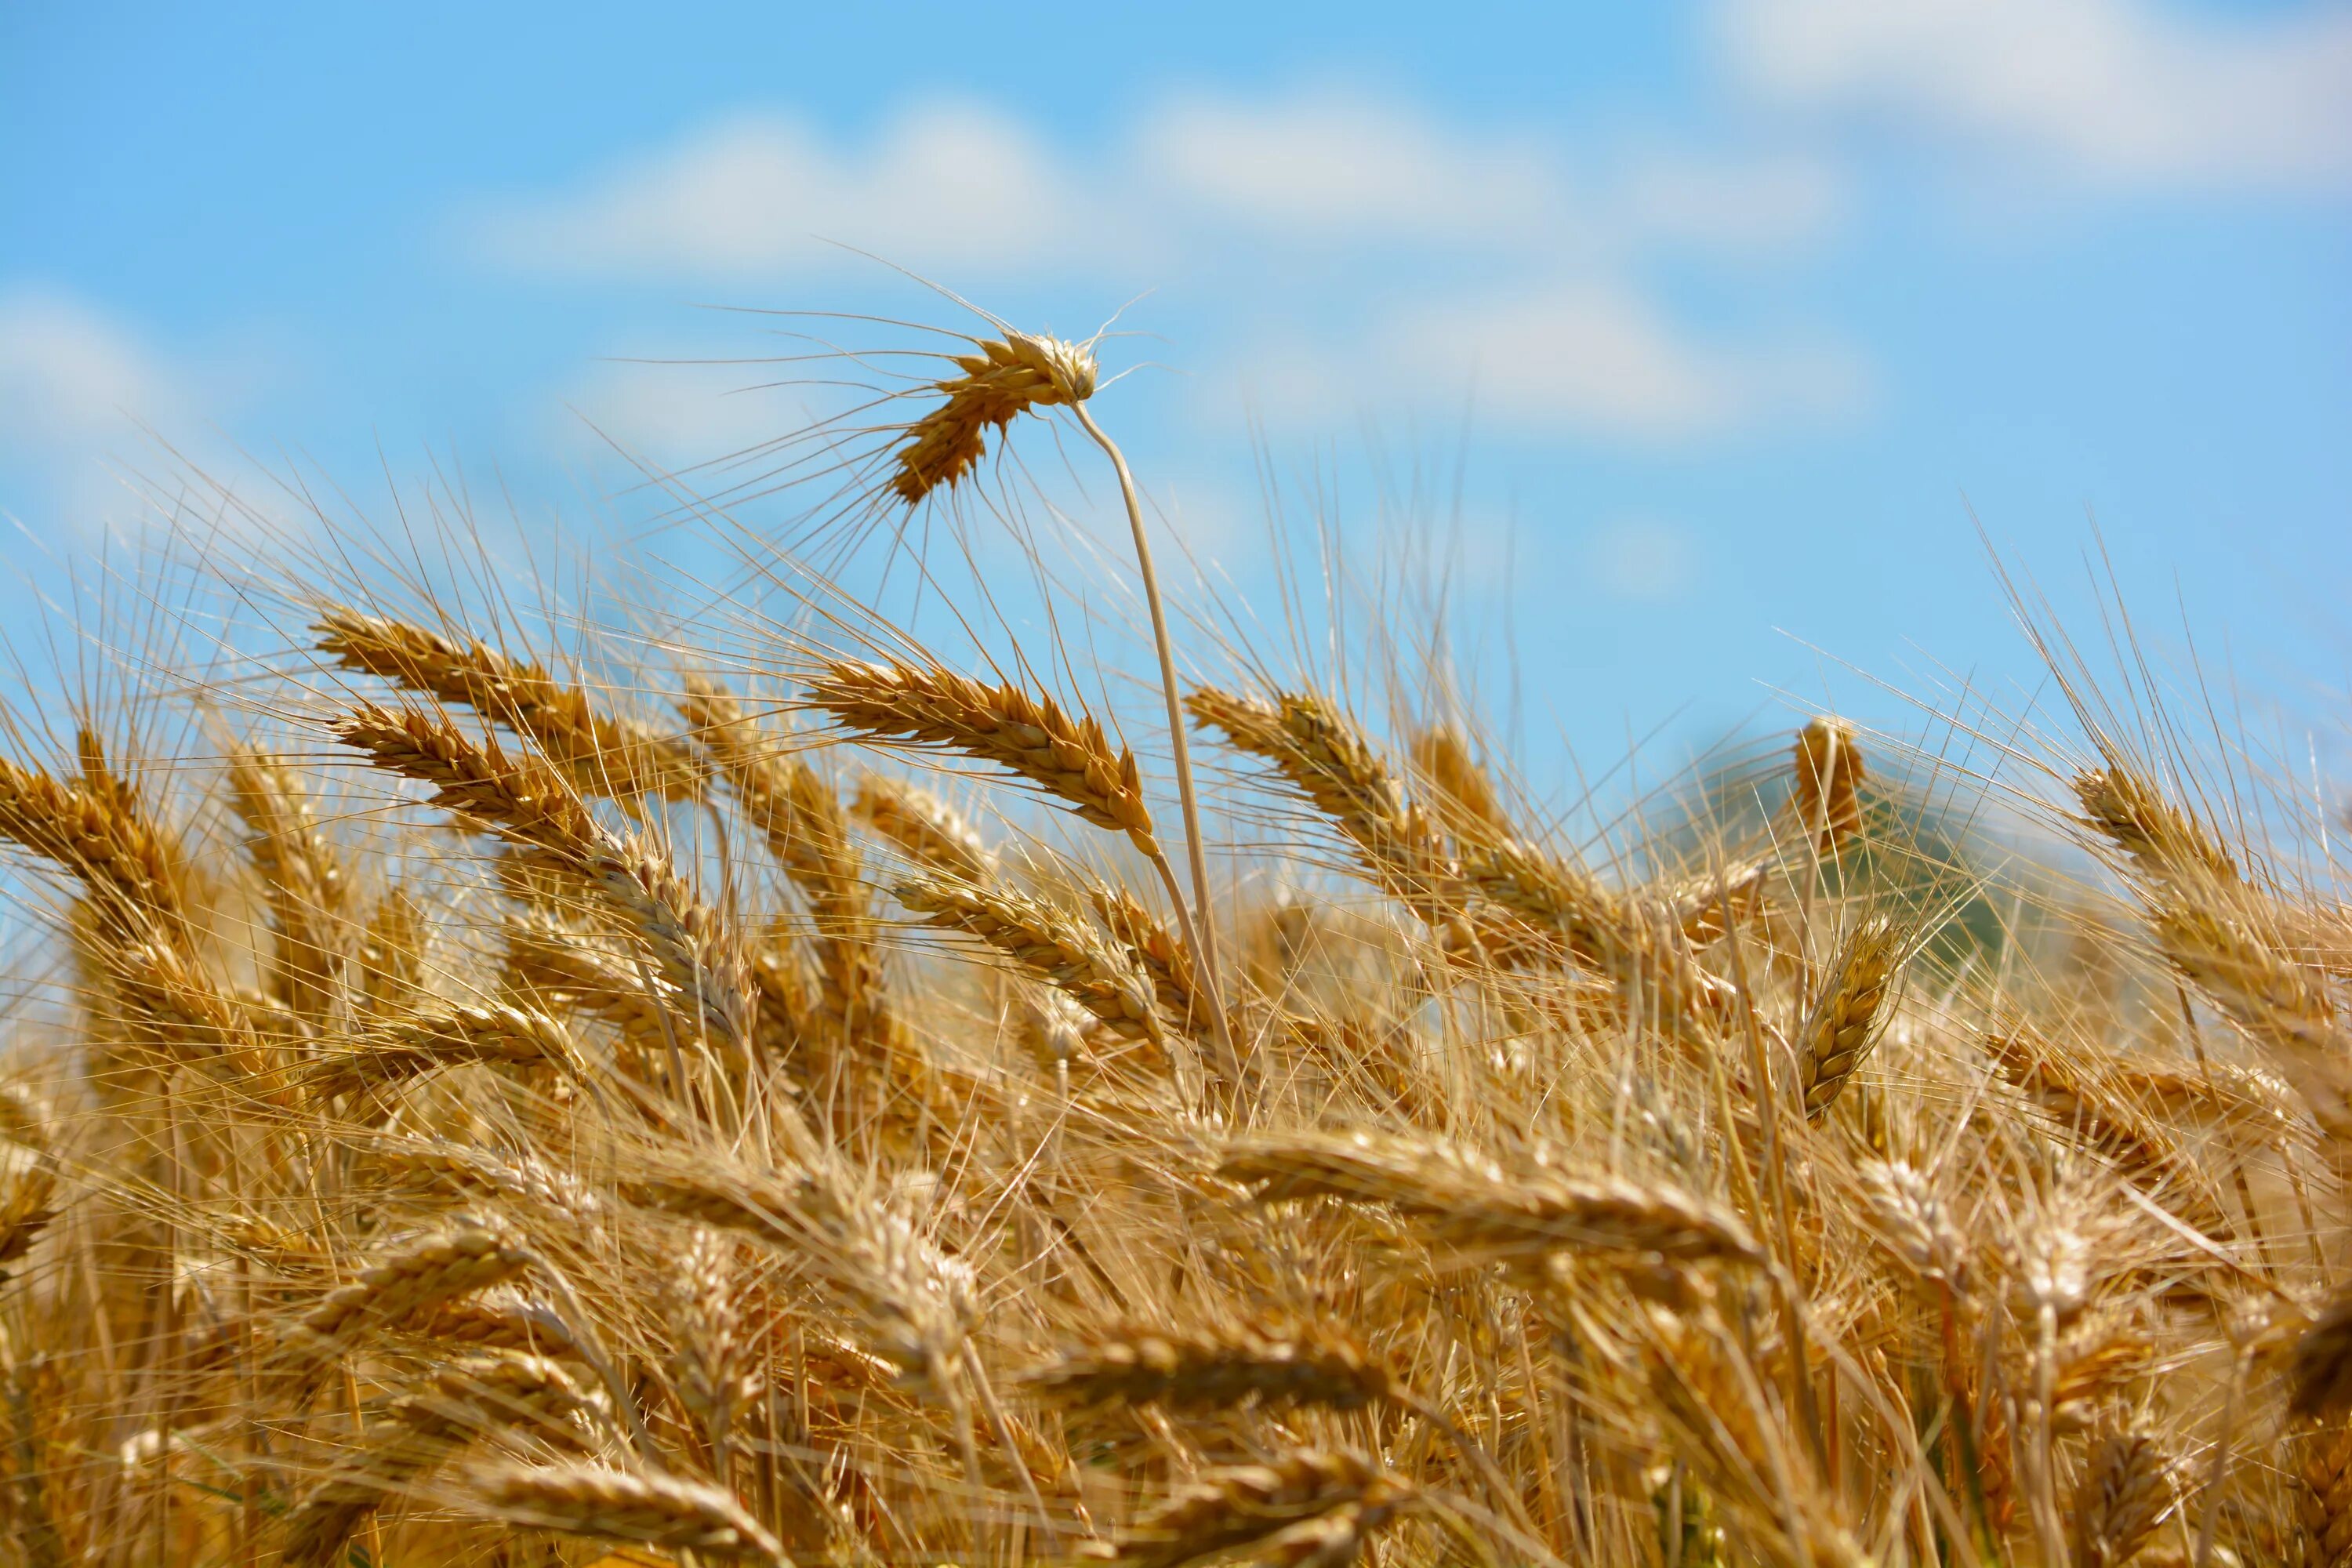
[1,5,2348,1566]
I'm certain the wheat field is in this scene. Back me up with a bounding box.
[0,314,2346,1567]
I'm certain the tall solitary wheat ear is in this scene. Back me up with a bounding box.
[1792,717,1867,855]
[888,325,1232,1085]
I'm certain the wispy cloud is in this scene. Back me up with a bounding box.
[1716,0,2352,194]
[474,103,1106,281]
[1229,279,1871,442]
[485,87,1862,449]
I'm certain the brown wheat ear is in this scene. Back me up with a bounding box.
[463,1461,786,1563]
[805,659,1158,858]
[317,607,708,806]
[1792,716,1867,855]
[890,330,1097,504]
[1023,1320,1390,1412]
[1795,913,1905,1120]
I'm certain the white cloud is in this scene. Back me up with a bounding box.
[474,103,1106,281]
[475,88,1846,281]
[1234,281,1870,441]
[1717,0,2352,193]
[1586,517,1700,601]
[1137,89,1566,245]
[485,89,1864,448]
[0,287,176,451]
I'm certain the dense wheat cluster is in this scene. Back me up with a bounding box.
[0,311,2347,1568]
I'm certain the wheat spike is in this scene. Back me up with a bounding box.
[0,744,190,942]
[317,607,706,804]
[853,771,996,880]
[1221,1129,1764,1265]
[2073,765,2239,884]
[806,659,1159,858]
[465,1461,785,1562]
[1025,1320,1388,1410]
[2071,1426,2171,1568]
[225,742,347,1023]
[1112,1448,1410,1568]
[890,330,1097,503]
[896,873,1165,1047]
[303,1001,573,1101]
[2151,901,2349,1130]
[1792,717,1867,855]
[2303,1422,2352,1568]
[334,699,749,1054]
[1413,723,1512,846]
[281,1220,532,1360]
[1795,914,1904,1119]
[681,679,887,1036]
[2292,1289,2352,1421]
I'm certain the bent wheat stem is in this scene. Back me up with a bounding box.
[1069,400,1237,1087]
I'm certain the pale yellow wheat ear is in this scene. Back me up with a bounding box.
[1791,717,1866,855]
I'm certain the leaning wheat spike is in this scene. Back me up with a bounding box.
[1982,1028,2231,1234]
[316,606,707,805]
[1114,1448,1408,1568]
[0,1150,58,1279]
[1792,717,1867,855]
[805,658,1160,858]
[2303,1423,2352,1568]
[1796,914,1904,1120]
[627,1162,976,1391]
[1413,723,1513,846]
[99,939,278,1087]
[303,1001,573,1102]
[503,907,681,1054]
[2292,1288,2352,1421]
[1086,880,1214,1036]
[278,1220,532,1362]
[1189,686,1470,934]
[358,887,426,1014]
[897,873,1165,1047]
[225,742,347,1022]
[278,1414,463,1567]
[1858,1160,1970,1292]
[852,771,996,881]
[890,330,1096,503]
[2150,900,2350,1136]
[282,1354,597,1566]
[0,748,189,942]
[465,1462,784,1563]
[1650,857,1768,945]
[333,699,749,1054]
[377,1140,603,1225]
[1024,1320,1389,1411]
[2071,1426,2171,1568]
[1221,1129,1764,1265]
[408,1291,586,1361]
[681,678,886,1034]
[2073,765,2239,884]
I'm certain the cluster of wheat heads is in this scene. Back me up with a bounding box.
[1,329,2350,1568]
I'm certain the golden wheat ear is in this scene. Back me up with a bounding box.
[1791,716,1866,855]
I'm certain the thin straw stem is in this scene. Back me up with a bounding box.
[1069,401,1240,1087]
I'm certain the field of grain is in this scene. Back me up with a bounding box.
[0,315,2345,1567]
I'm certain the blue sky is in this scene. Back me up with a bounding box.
[2,1,2347,798]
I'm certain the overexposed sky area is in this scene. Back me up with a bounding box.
[2,1,2347,781]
